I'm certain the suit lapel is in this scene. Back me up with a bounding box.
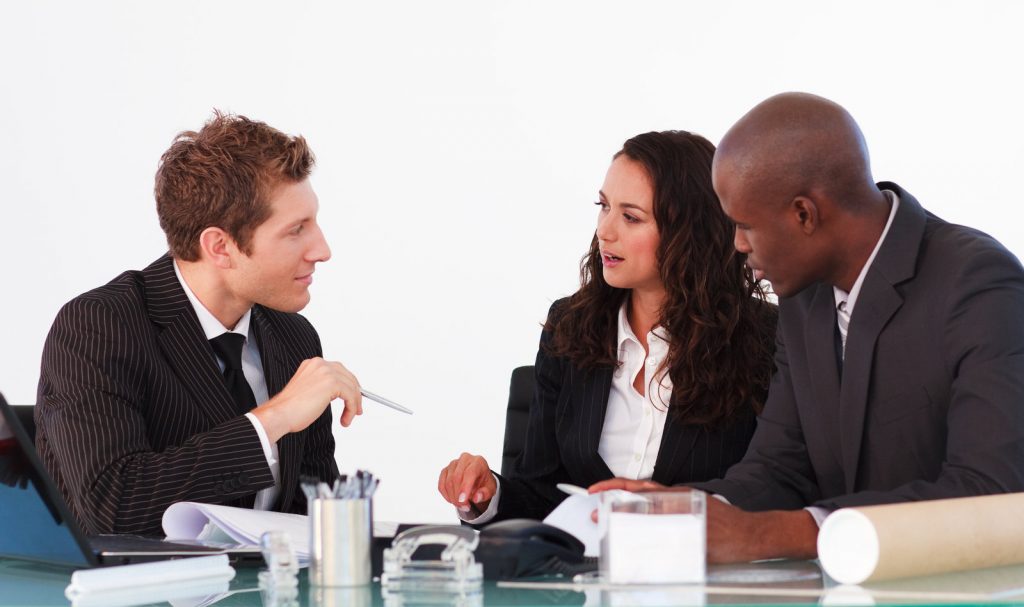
[803,285,845,471]
[651,413,699,485]
[837,183,926,493]
[252,306,304,511]
[838,278,902,492]
[252,307,289,396]
[144,255,239,425]
[574,365,615,480]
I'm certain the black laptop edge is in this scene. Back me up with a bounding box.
[0,395,263,568]
[0,394,100,568]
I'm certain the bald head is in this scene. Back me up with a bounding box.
[714,93,894,297]
[714,92,878,213]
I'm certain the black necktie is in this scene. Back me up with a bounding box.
[210,332,258,415]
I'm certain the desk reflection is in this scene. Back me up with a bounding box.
[5,558,1024,606]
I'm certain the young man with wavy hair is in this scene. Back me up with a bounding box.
[36,112,362,536]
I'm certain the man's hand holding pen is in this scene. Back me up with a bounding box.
[253,357,363,442]
[252,358,414,443]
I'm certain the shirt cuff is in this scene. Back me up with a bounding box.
[805,506,829,527]
[245,412,277,468]
[711,493,730,505]
[457,474,501,524]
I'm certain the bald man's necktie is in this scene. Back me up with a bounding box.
[837,300,850,358]
[210,333,258,415]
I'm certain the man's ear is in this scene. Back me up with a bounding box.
[791,196,820,235]
[197,227,237,269]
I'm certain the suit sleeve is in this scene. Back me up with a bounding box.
[37,297,274,536]
[814,241,1024,510]
[485,303,575,522]
[691,328,823,510]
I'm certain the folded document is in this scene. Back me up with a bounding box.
[163,501,400,568]
[163,502,311,566]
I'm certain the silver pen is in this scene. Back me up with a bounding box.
[360,388,414,415]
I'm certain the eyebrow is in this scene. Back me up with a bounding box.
[598,191,651,214]
[281,217,312,231]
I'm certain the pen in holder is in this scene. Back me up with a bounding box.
[305,471,378,587]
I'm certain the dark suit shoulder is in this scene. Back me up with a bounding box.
[922,214,1023,273]
[546,297,571,321]
[52,269,151,330]
[537,297,571,344]
[77,267,148,301]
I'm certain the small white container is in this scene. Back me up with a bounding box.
[599,489,706,584]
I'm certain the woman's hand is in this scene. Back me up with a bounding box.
[437,453,498,514]
[585,477,667,521]
[587,477,666,493]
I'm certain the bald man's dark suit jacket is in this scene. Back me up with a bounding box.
[489,298,770,522]
[36,254,339,536]
[695,183,1024,510]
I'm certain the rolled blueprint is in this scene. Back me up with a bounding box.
[818,493,1024,584]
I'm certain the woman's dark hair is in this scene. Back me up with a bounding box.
[545,130,775,426]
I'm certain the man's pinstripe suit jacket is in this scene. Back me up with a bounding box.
[35,254,339,536]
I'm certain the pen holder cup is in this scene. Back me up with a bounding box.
[599,489,706,584]
[310,497,373,586]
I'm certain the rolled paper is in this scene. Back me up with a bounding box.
[818,493,1024,584]
[65,554,234,598]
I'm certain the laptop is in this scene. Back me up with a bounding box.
[0,393,261,568]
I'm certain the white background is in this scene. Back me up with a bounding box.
[2,1,1022,524]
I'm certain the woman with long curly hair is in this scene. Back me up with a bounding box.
[438,130,776,523]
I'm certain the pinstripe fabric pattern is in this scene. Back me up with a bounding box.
[35,254,339,536]
[492,299,763,522]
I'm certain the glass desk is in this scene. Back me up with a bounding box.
[4,558,1024,607]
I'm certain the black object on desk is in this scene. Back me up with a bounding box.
[372,519,595,581]
[476,519,594,580]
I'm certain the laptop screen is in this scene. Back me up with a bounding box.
[0,395,95,567]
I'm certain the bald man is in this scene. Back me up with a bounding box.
[593,92,1024,562]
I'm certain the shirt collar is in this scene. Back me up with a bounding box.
[833,189,900,315]
[173,259,251,341]
[616,300,670,350]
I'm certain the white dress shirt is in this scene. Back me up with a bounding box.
[173,260,280,510]
[598,303,672,478]
[833,190,900,355]
[462,301,672,523]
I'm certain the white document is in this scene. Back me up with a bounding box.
[543,493,602,557]
[162,501,398,568]
[163,502,311,565]
[65,554,234,606]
